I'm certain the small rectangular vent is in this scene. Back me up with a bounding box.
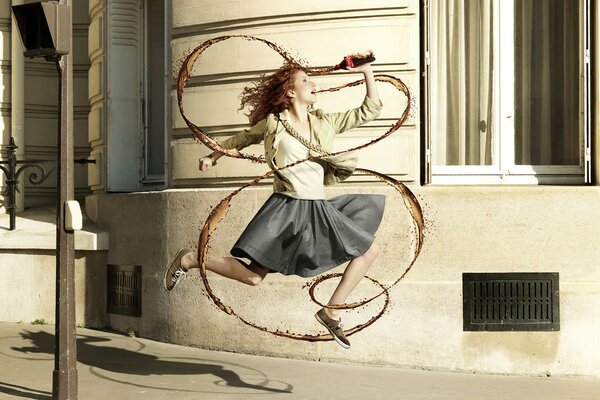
[463,273,559,331]
[107,264,142,317]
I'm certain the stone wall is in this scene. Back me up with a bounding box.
[87,185,600,377]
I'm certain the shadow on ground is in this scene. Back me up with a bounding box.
[10,330,292,395]
[0,381,51,400]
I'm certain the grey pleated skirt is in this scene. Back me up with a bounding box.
[230,193,385,277]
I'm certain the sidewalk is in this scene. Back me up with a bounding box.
[1,322,599,400]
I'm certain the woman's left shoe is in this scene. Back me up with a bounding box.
[164,248,190,291]
[315,308,350,349]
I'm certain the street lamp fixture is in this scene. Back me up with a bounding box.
[12,1,70,59]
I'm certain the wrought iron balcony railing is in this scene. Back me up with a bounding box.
[0,137,94,230]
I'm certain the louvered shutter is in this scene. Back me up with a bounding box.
[106,0,143,191]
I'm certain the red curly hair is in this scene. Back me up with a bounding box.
[239,63,307,126]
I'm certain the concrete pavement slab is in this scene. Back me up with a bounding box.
[1,322,599,400]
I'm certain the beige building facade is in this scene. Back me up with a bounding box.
[1,0,600,377]
[0,0,108,328]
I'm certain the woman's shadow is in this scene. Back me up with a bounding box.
[11,330,292,395]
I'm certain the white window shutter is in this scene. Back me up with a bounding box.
[106,0,143,191]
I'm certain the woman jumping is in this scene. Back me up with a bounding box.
[164,60,384,349]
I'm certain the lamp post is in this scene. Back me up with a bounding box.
[12,1,78,399]
[53,13,77,398]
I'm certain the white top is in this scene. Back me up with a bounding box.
[274,133,326,200]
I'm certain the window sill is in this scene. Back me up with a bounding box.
[430,175,585,185]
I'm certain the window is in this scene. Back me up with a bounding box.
[426,0,591,184]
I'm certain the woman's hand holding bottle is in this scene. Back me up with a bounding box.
[338,52,379,104]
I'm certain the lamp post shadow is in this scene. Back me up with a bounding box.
[11,330,293,395]
[0,381,51,400]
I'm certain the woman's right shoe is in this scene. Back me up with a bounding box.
[164,248,190,291]
[315,308,351,349]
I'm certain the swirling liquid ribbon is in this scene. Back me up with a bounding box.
[177,35,424,342]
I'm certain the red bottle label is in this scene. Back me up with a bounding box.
[345,55,354,68]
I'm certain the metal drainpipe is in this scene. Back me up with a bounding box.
[11,0,25,212]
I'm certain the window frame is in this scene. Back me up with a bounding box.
[423,0,591,185]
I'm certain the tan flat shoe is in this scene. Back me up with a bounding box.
[315,308,350,349]
[164,248,191,291]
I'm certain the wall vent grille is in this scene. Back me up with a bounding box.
[463,273,559,331]
[107,264,142,317]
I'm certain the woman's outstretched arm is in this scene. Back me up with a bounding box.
[324,60,383,135]
[199,118,268,171]
[347,63,380,104]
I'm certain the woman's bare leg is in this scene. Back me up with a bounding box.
[324,241,380,320]
[181,252,268,286]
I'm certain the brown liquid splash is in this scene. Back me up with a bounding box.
[177,35,424,342]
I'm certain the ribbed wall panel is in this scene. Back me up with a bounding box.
[0,15,11,174]
[110,1,140,46]
[88,0,106,191]
[171,0,420,187]
[172,0,410,28]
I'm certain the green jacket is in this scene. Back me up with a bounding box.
[220,96,382,193]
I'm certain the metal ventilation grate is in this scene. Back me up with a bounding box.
[463,273,559,331]
[107,264,142,317]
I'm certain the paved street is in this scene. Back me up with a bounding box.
[1,322,599,400]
